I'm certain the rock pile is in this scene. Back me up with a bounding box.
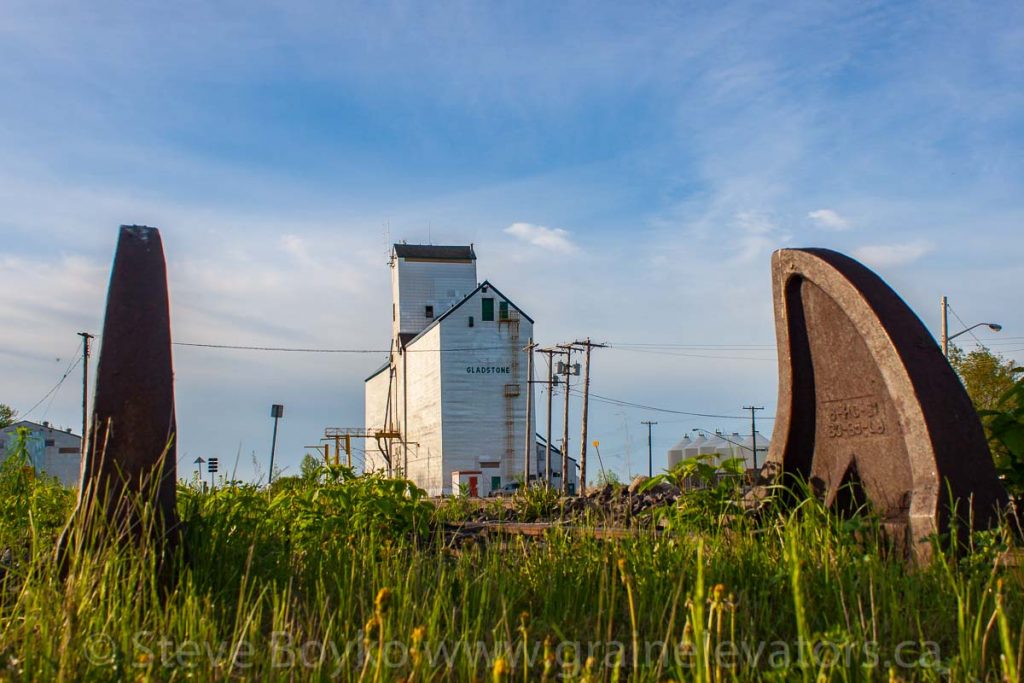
[559,476,682,522]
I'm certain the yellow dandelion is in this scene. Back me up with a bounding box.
[489,655,509,679]
[375,587,392,614]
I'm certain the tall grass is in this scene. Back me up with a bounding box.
[0,457,1020,681]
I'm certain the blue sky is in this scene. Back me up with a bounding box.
[2,1,1022,481]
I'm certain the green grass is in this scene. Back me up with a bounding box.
[0,453,1021,681]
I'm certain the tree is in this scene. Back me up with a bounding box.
[0,404,16,429]
[980,372,1024,496]
[300,453,321,481]
[948,345,1019,413]
[949,345,1024,495]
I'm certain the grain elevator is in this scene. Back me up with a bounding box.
[364,244,536,496]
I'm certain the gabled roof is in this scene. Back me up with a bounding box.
[365,360,390,382]
[401,279,534,351]
[2,420,80,439]
[535,433,577,465]
[393,244,476,261]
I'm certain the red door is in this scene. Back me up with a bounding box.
[468,476,479,497]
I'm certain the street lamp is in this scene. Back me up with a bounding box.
[940,296,1002,357]
[268,404,284,485]
[691,427,748,450]
[948,322,1002,343]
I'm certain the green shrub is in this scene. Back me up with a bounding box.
[979,368,1024,496]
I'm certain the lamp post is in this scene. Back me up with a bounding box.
[641,421,657,477]
[940,296,1002,357]
[268,404,284,485]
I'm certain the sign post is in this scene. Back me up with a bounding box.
[207,457,219,490]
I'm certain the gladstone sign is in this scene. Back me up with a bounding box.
[466,365,512,374]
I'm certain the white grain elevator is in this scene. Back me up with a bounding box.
[364,244,536,496]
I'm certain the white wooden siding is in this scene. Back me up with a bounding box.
[437,288,533,495]
[363,367,392,473]
[392,257,476,340]
[395,325,445,494]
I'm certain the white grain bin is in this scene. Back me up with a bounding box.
[683,433,707,459]
[697,433,725,456]
[736,431,771,470]
[666,435,692,470]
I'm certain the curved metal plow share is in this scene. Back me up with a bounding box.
[59,225,180,573]
[762,248,1007,561]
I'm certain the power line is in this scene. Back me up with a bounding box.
[568,388,774,420]
[602,344,770,350]
[36,345,85,422]
[948,305,987,349]
[20,352,83,421]
[608,346,777,361]
[174,342,519,353]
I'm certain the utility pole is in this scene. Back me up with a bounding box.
[77,332,94,442]
[538,348,557,487]
[558,346,574,495]
[523,339,536,487]
[641,420,657,477]
[573,338,606,494]
[743,406,764,469]
[940,295,949,357]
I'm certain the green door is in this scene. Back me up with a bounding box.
[491,476,501,492]
[481,298,494,321]
[499,300,509,320]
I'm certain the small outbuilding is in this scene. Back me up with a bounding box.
[0,420,81,487]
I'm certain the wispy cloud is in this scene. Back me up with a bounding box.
[853,241,933,268]
[807,209,849,231]
[504,222,577,253]
[731,210,791,264]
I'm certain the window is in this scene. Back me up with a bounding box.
[468,316,474,327]
[481,297,494,321]
[499,300,509,320]
[44,439,55,447]
[425,305,434,319]
[392,304,395,321]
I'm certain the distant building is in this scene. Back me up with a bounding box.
[533,434,579,494]
[0,420,81,486]
[666,430,771,472]
[364,244,537,496]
